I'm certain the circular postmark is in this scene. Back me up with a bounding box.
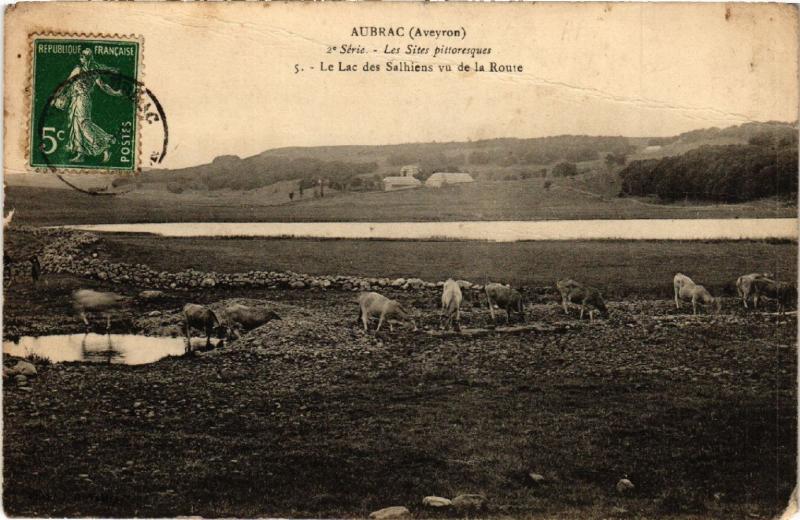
[35,69,168,175]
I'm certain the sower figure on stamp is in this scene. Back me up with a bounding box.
[29,255,41,284]
[51,48,123,163]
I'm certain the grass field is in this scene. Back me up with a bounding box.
[5,180,795,226]
[96,234,798,299]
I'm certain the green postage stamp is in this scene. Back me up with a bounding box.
[29,36,142,172]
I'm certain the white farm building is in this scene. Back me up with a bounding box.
[383,165,423,191]
[383,176,421,191]
[425,172,475,188]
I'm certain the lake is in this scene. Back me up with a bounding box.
[64,218,798,241]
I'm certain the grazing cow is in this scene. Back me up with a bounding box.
[29,256,41,283]
[357,291,417,333]
[736,272,775,308]
[441,279,463,331]
[752,278,797,315]
[220,303,281,338]
[3,208,14,228]
[72,289,128,331]
[182,303,226,352]
[556,279,608,321]
[484,282,525,324]
[673,273,721,315]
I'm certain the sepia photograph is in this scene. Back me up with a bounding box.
[2,2,798,518]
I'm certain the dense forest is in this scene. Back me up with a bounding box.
[619,127,798,202]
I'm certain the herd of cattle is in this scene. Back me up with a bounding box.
[69,271,797,353]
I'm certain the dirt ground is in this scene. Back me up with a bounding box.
[2,273,797,519]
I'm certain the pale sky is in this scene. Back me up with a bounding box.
[4,2,798,171]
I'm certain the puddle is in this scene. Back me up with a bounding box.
[2,334,221,365]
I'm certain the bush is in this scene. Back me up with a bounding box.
[552,162,579,177]
[166,182,184,194]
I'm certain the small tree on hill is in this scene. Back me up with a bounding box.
[552,161,578,177]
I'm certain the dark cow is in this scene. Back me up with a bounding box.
[556,279,609,321]
[220,303,281,338]
[484,282,525,324]
[183,303,226,352]
[752,278,797,315]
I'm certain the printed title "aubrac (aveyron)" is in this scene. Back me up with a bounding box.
[351,26,463,39]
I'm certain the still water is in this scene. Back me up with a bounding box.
[64,218,797,241]
[3,334,219,365]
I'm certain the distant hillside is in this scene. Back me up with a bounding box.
[9,121,793,197]
[135,121,795,194]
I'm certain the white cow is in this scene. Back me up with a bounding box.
[673,273,721,315]
[441,279,463,331]
[357,292,417,333]
[72,289,128,331]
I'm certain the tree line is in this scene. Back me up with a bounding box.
[386,135,634,169]
[619,139,798,202]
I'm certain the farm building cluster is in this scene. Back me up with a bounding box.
[382,165,475,191]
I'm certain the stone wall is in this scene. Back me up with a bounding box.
[11,228,500,295]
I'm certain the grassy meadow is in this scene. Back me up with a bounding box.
[95,234,798,299]
[5,179,795,227]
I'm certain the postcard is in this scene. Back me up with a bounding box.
[3,2,798,519]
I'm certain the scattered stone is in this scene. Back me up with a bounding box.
[616,478,635,493]
[404,278,425,289]
[139,290,165,300]
[14,374,28,385]
[528,472,546,484]
[368,506,411,520]
[200,277,216,288]
[148,311,162,317]
[13,361,37,377]
[452,494,487,511]
[422,496,452,508]
[610,506,630,517]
